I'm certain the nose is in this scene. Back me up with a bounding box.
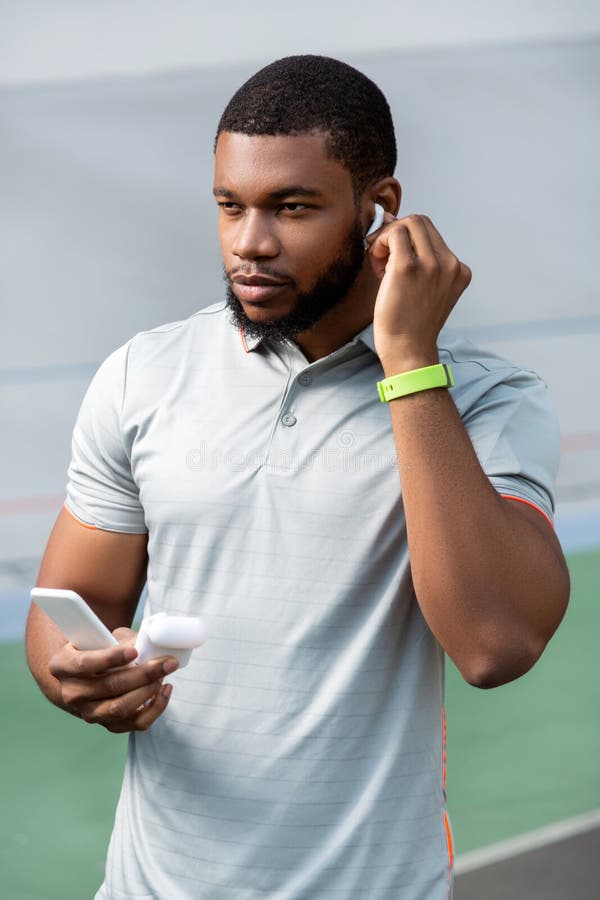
[231,210,279,260]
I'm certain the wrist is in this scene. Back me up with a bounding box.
[380,350,440,378]
[376,359,453,403]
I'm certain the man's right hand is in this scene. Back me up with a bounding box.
[48,627,178,733]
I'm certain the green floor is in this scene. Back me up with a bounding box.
[446,548,600,848]
[2,550,598,899]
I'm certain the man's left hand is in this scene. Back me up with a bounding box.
[366,213,472,372]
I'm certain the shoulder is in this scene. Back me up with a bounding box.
[125,300,228,365]
[438,329,553,419]
[83,301,229,405]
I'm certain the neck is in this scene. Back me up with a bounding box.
[291,264,380,363]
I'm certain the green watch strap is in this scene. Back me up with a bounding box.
[377,363,454,402]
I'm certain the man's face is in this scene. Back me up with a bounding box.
[213,131,366,343]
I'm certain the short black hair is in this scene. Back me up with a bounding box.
[215,55,397,198]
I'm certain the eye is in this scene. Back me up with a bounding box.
[217,202,242,214]
[279,203,308,212]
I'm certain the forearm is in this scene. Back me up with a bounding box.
[26,507,149,711]
[385,378,569,687]
[25,607,71,710]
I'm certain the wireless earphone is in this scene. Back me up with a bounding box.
[135,612,207,668]
[363,203,385,249]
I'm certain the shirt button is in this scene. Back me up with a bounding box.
[281,413,297,427]
[298,372,312,386]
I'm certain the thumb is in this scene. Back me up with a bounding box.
[112,626,137,645]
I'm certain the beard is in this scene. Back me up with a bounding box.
[223,216,366,344]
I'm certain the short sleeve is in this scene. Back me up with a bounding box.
[64,341,148,533]
[461,368,560,522]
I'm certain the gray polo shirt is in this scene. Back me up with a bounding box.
[64,299,558,900]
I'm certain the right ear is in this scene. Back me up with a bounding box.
[369,177,402,218]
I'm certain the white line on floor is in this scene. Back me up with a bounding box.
[454,808,600,874]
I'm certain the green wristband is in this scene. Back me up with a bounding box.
[377,363,454,402]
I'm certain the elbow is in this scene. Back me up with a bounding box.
[459,578,570,690]
[461,657,536,690]
[457,633,550,690]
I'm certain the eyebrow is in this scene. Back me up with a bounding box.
[213,185,325,200]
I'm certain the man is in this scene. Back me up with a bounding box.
[26,55,569,899]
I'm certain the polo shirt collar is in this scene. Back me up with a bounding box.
[239,320,377,355]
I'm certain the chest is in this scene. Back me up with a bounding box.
[128,348,402,532]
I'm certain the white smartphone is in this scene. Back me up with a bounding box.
[30,587,119,651]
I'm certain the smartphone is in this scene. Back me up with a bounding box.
[30,587,119,651]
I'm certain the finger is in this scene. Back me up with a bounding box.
[418,215,453,258]
[62,655,178,704]
[79,679,166,726]
[128,683,173,733]
[369,222,417,266]
[460,261,473,289]
[364,210,396,248]
[101,655,177,697]
[49,642,139,679]
[420,216,471,283]
[105,684,173,733]
[112,627,137,644]
[396,215,438,266]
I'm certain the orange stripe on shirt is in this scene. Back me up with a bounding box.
[443,810,454,868]
[239,326,249,353]
[499,494,554,529]
[441,707,453,886]
[62,501,97,530]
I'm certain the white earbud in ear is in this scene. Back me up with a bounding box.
[364,203,385,248]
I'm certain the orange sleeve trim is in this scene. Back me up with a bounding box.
[441,707,453,876]
[443,810,454,868]
[499,494,554,530]
[62,501,98,530]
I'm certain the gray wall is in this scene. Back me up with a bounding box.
[2,37,598,633]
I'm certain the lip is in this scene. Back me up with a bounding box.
[233,282,289,303]
[233,274,287,286]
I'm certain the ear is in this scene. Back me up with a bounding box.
[369,177,401,218]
